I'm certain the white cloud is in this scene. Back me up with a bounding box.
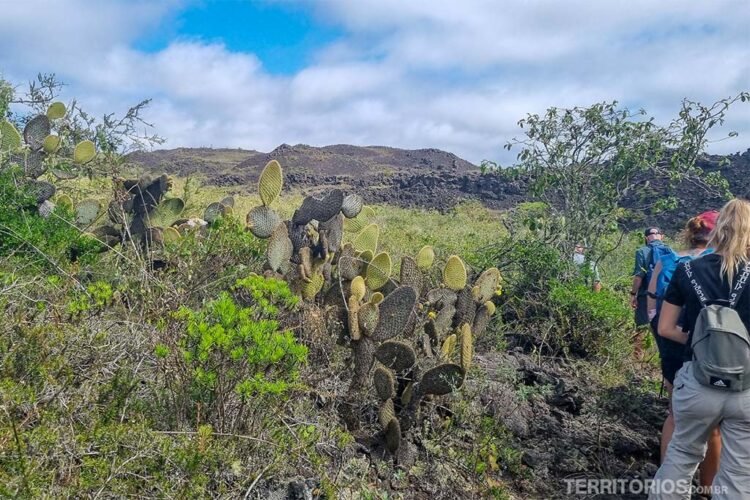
[1,0,748,164]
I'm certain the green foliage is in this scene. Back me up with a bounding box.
[67,280,114,316]
[548,282,631,358]
[233,273,299,315]
[502,95,748,256]
[0,167,101,268]
[163,282,306,431]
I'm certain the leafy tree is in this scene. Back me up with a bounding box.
[494,94,749,256]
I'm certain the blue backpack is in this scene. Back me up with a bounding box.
[645,243,674,291]
[654,248,714,311]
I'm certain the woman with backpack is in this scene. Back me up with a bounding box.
[650,199,750,499]
[646,210,721,490]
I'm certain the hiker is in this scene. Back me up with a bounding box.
[630,227,668,357]
[645,211,720,491]
[573,243,602,292]
[649,199,750,500]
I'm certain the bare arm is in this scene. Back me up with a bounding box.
[658,302,689,344]
[630,276,642,309]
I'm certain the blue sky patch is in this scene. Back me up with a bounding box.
[135,0,342,74]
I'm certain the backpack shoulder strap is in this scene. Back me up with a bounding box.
[684,261,708,308]
[729,262,750,308]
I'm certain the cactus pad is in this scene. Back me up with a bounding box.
[426,288,458,308]
[46,102,67,119]
[443,255,467,291]
[385,418,401,453]
[441,334,457,359]
[90,225,120,249]
[343,205,375,233]
[350,276,367,301]
[267,225,293,272]
[375,340,416,372]
[472,303,492,337]
[73,140,97,164]
[302,272,325,301]
[162,227,181,243]
[460,323,473,372]
[319,213,344,253]
[38,200,55,218]
[431,304,456,339]
[23,115,51,151]
[338,255,363,281]
[371,286,417,342]
[484,301,496,316]
[23,151,47,179]
[75,199,101,226]
[299,247,313,279]
[378,399,396,429]
[247,206,282,238]
[149,198,185,228]
[419,363,465,396]
[0,119,22,152]
[259,160,283,206]
[373,367,396,401]
[370,292,384,305]
[366,252,392,290]
[454,286,476,327]
[353,337,377,389]
[292,189,344,225]
[341,193,364,218]
[399,255,422,292]
[416,245,435,270]
[42,134,61,154]
[50,168,76,180]
[352,223,379,254]
[379,399,396,429]
[220,196,235,208]
[358,249,373,263]
[347,296,361,341]
[28,180,56,204]
[358,302,380,336]
[56,194,73,211]
[472,267,501,303]
[204,202,229,224]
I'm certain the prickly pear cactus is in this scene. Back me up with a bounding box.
[259,160,283,206]
[73,140,96,164]
[443,255,468,291]
[0,120,22,152]
[231,158,500,464]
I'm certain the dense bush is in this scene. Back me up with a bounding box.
[154,276,306,432]
[0,167,101,267]
[487,233,632,364]
[548,281,631,358]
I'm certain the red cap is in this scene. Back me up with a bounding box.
[695,210,719,231]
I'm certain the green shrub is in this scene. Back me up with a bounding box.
[548,281,631,359]
[0,167,101,268]
[488,234,632,364]
[156,277,306,432]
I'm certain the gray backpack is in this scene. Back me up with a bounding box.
[686,260,750,391]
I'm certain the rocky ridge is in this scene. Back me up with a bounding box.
[127,144,750,228]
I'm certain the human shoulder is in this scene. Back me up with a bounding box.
[690,252,721,269]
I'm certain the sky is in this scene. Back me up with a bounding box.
[1,0,748,164]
